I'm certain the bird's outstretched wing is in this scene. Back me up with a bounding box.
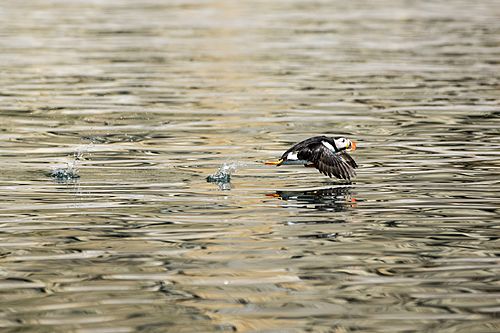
[340,151,358,169]
[280,136,328,161]
[310,147,357,180]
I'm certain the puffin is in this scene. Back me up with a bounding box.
[265,136,358,180]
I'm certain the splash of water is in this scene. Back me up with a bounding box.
[206,162,241,188]
[49,145,91,182]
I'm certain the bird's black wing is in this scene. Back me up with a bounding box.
[340,151,358,169]
[280,136,328,160]
[309,145,357,180]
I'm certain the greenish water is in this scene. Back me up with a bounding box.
[0,1,499,332]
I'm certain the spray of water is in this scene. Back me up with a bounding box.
[206,162,242,189]
[49,145,92,182]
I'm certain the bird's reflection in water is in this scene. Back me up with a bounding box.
[266,185,356,212]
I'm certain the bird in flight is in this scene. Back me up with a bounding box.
[265,136,358,180]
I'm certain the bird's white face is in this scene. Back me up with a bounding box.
[334,137,356,151]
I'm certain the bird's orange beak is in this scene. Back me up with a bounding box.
[350,140,357,151]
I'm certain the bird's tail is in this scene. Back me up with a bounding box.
[264,159,283,166]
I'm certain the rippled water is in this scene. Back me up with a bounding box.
[1,0,499,332]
